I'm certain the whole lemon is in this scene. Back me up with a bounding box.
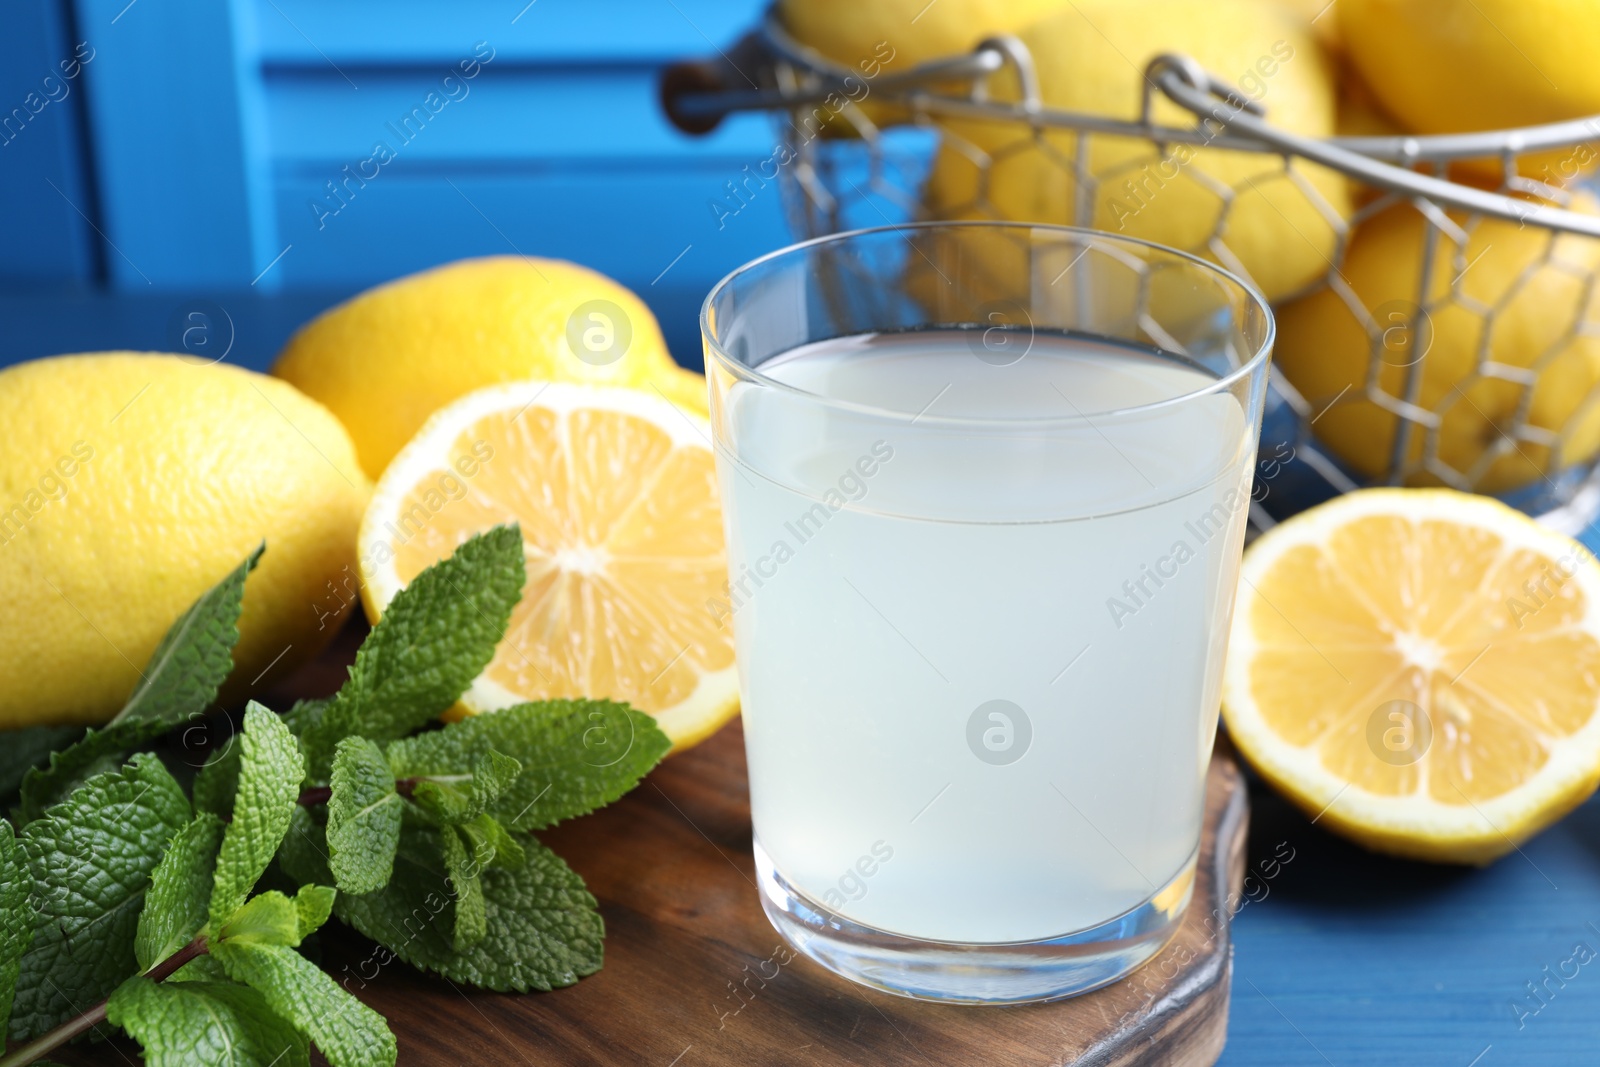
[0,353,370,728]
[1275,194,1600,492]
[779,0,1066,69]
[1340,0,1600,184]
[1278,0,1341,57]
[1335,67,1403,140]
[273,256,703,480]
[923,0,1351,304]
[776,0,1067,130]
[1340,0,1600,135]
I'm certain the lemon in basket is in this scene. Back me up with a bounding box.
[776,0,1068,131]
[274,256,706,480]
[921,0,1352,304]
[1222,488,1600,863]
[1274,192,1600,492]
[1340,0,1600,184]
[358,382,738,752]
[1340,0,1600,185]
[1277,0,1342,57]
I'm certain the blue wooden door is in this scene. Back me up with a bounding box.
[9,0,792,362]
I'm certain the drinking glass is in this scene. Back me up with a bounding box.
[701,222,1273,1004]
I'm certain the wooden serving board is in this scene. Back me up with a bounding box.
[313,719,1249,1067]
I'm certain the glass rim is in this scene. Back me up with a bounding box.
[700,220,1275,428]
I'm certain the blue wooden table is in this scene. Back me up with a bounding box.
[1228,783,1600,1066]
[5,290,1600,1066]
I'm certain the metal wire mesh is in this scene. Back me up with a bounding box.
[665,17,1600,533]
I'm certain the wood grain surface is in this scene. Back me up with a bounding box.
[315,721,1249,1067]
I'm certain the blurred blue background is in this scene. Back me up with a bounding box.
[0,0,784,371]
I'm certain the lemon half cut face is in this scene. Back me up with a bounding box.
[359,382,739,753]
[1223,488,1600,863]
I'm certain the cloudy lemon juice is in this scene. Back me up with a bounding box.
[717,329,1255,945]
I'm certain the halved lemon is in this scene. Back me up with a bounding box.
[1222,488,1600,863]
[358,381,738,751]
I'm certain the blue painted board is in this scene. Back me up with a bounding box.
[267,168,790,355]
[252,0,763,62]
[264,68,784,163]
[60,0,782,316]
[73,0,280,289]
[0,0,99,284]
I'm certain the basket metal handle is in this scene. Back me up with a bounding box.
[660,22,1600,237]
[1146,55,1600,237]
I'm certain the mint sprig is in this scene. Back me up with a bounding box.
[0,525,674,1066]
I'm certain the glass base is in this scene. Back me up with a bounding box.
[754,838,1195,1005]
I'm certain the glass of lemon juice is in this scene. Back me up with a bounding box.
[702,222,1273,1003]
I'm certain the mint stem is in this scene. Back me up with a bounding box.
[0,1005,107,1067]
[0,935,208,1067]
[144,935,208,982]
[298,776,421,807]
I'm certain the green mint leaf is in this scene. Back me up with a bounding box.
[408,749,521,827]
[169,954,229,985]
[136,813,225,970]
[193,742,243,819]
[0,725,82,799]
[0,821,35,1040]
[17,721,172,824]
[406,779,466,824]
[107,976,310,1067]
[211,704,304,926]
[439,825,487,951]
[295,884,336,940]
[213,939,396,1067]
[474,749,522,799]
[218,891,302,947]
[326,738,403,894]
[301,526,526,776]
[282,696,330,736]
[280,812,602,993]
[11,755,189,1040]
[460,813,525,870]
[388,700,668,831]
[113,545,262,728]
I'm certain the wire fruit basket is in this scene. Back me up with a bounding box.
[661,13,1600,535]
